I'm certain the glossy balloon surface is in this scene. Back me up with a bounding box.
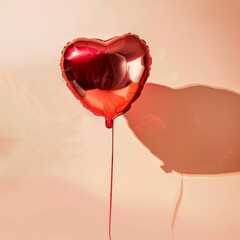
[60,33,151,128]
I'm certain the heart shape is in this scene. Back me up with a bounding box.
[60,33,151,128]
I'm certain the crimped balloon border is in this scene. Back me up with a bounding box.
[60,33,152,122]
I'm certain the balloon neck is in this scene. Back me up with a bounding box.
[105,119,114,128]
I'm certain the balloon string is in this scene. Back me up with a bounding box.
[108,125,114,240]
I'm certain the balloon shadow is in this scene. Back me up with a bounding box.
[124,83,240,175]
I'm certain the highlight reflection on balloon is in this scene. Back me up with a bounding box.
[60,33,151,128]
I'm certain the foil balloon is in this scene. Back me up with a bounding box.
[60,33,151,128]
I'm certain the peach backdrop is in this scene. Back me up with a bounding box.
[0,0,240,239]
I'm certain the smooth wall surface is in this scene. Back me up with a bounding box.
[0,0,240,239]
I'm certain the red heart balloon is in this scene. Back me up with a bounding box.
[60,33,151,128]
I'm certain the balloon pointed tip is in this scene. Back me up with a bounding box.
[105,119,114,128]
